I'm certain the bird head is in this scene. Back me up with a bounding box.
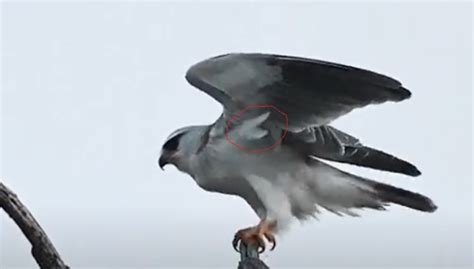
[158,126,206,171]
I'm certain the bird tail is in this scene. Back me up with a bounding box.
[303,158,437,217]
[368,179,437,212]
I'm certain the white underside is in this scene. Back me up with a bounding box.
[185,133,382,233]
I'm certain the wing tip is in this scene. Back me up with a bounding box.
[373,182,438,213]
[425,200,438,213]
[405,165,422,177]
[416,195,438,213]
[394,86,412,101]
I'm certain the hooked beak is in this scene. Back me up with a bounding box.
[158,153,169,170]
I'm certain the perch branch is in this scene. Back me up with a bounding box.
[238,243,269,269]
[0,181,69,269]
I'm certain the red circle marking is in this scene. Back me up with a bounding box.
[224,104,289,154]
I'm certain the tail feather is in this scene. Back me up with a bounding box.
[370,180,438,212]
[302,158,437,219]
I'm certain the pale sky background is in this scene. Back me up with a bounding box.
[1,1,472,268]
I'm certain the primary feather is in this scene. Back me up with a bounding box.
[186,53,411,131]
[285,125,422,176]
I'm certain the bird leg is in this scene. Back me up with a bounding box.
[232,219,277,253]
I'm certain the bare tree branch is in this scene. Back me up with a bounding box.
[0,181,69,269]
[0,180,270,268]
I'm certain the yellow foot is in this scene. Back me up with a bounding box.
[232,219,277,253]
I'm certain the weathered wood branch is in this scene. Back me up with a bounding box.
[0,181,69,269]
[1,180,270,268]
[238,243,269,269]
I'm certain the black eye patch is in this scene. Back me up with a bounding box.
[162,133,184,152]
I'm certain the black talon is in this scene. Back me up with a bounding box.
[232,236,240,252]
[270,239,276,251]
[257,236,266,253]
[264,234,277,251]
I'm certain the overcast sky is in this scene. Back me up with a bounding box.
[1,1,472,268]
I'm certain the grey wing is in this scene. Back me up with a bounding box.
[185,53,411,132]
[285,125,421,177]
[186,53,418,175]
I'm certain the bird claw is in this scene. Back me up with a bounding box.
[256,236,266,253]
[232,234,241,252]
[232,222,277,253]
[264,232,277,251]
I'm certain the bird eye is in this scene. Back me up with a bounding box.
[162,133,183,151]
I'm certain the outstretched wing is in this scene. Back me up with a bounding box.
[186,53,419,176]
[185,53,411,131]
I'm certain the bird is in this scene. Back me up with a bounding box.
[158,53,437,253]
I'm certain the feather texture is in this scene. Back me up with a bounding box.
[285,125,421,176]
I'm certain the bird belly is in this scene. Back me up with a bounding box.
[197,141,307,230]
